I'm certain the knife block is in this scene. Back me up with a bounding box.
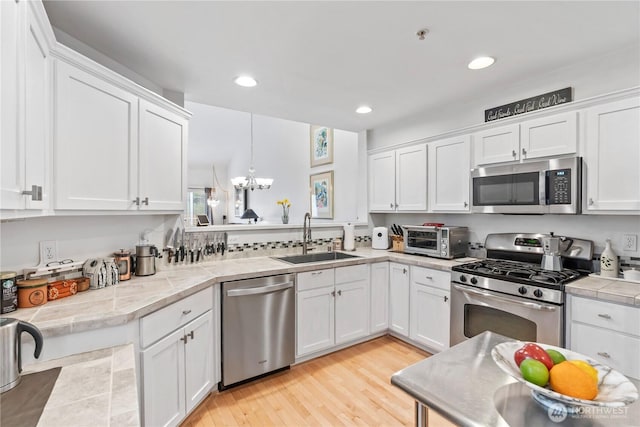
[391,235,404,252]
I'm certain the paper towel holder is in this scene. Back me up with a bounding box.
[343,223,356,251]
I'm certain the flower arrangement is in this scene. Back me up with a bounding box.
[276,198,291,224]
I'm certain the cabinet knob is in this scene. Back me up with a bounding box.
[22,185,43,201]
[390,203,394,208]
[522,148,527,157]
[597,352,611,358]
[588,198,594,206]
[597,313,612,319]
[133,197,140,206]
[142,197,149,205]
[512,150,517,158]
[331,290,336,297]
[463,201,468,208]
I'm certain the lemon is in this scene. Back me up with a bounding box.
[568,360,598,383]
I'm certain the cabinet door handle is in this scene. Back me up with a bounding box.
[188,331,194,340]
[331,290,336,297]
[142,197,149,205]
[180,335,188,344]
[512,150,517,158]
[597,313,611,319]
[597,352,611,358]
[395,203,399,209]
[403,268,407,274]
[522,148,527,157]
[463,201,468,208]
[390,203,394,208]
[182,309,192,315]
[588,198,594,206]
[337,290,342,296]
[443,295,448,302]
[133,197,140,206]
[22,185,43,201]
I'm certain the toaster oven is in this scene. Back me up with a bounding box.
[403,225,469,259]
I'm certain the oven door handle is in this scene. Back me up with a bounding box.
[452,284,558,312]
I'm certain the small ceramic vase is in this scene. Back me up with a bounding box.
[600,239,619,278]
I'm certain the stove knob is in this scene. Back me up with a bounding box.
[470,277,478,285]
[518,286,528,295]
[534,289,543,298]
[459,275,467,283]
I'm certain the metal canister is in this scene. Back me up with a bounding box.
[1,272,18,314]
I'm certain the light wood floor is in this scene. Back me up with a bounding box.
[182,336,455,427]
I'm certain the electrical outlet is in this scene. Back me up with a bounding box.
[39,240,57,265]
[623,234,638,251]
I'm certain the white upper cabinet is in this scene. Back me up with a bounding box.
[1,0,52,214]
[54,60,139,210]
[369,144,427,212]
[473,112,577,166]
[584,97,640,212]
[138,100,187,211]
[473,123,520,166]
[428,135,471,212]
[520,112,577,160]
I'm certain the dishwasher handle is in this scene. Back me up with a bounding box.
[226,281,294,297]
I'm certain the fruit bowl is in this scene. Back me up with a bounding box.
[491,341,638,407]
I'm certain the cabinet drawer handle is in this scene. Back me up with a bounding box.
[425,276,433,280]
[311,271,323,276]
[597,313,611,319]
[597,352,611,359]
[182,309,192,315]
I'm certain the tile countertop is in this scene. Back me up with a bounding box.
[24,344,139,427]
[7,248,640,338]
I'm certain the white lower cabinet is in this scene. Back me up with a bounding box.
[409,266,451,353]
[389,262,410,337]
[568,295,640,380]
[140,287,214,427]
[369,262,389,333]
[296,265,369,357]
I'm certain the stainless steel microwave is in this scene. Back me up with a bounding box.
[403,225,469,259]
[471,156,582,214]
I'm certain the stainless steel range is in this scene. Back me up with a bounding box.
[450,233,593,347]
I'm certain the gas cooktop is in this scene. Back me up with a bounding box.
[452,259,582,289]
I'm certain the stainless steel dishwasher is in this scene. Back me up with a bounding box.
[220,273,295,389]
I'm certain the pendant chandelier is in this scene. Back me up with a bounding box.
[231,114,273,191]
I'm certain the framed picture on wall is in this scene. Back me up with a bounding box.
[310,171,334,219]
[310,125,334,167]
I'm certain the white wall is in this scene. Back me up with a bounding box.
[186,103,363,224]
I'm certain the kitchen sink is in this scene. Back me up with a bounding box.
[275,252,360,264]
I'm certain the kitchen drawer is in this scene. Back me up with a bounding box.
[410,266,450,292]
[571,297,640,336]
[571,322,640,380]
[297,269,334,292]
[140,286,213,348]
[335,264,368,284]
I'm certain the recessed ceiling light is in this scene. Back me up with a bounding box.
[468,56,495,70]
[356,106,373,114]
[234,75,258,87]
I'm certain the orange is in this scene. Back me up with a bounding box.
[549,361,598,400]
[568,360,599,383]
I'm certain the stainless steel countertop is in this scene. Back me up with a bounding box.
[391,332,640,427]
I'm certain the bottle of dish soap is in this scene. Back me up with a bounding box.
[600,239,619,278]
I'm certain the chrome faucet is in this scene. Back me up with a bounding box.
[302,212,312,254]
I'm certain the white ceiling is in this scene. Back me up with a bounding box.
[42,1,640,132]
